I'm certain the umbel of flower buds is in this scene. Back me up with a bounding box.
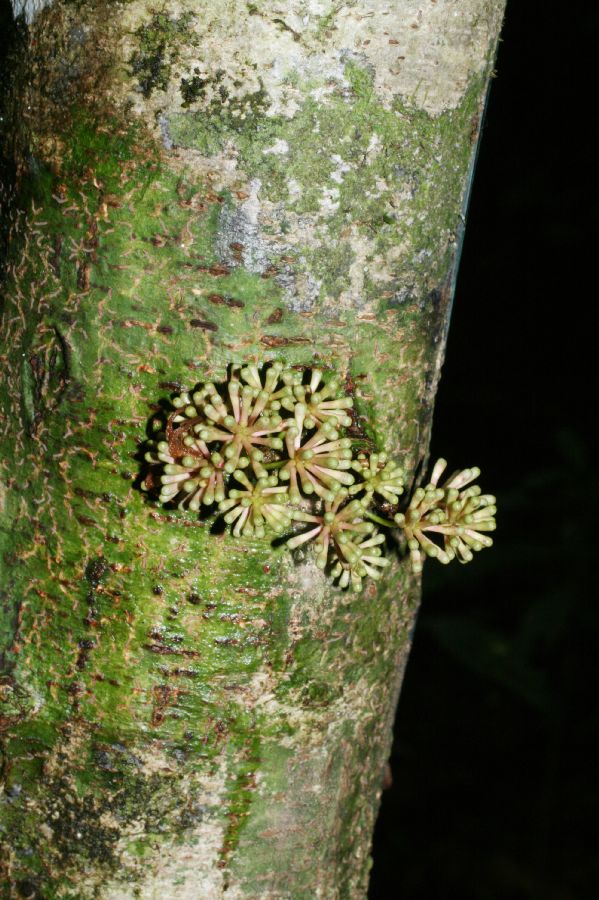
[142,363,496,590]
[394,458,496,573]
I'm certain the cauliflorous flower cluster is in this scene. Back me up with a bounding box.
[394,458,497,574]
[143,364,496,589]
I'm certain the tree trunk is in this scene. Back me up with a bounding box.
[0,2,504,896]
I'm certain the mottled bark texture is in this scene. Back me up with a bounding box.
[0,2,504,897]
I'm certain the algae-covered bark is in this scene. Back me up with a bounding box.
[0,1,504,896]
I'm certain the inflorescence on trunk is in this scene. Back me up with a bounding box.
[394,458,497,574]
[142,363,496,590]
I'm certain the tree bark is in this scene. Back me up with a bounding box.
[0,1,504,896]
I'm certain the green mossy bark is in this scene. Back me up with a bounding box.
[0,1,504,896]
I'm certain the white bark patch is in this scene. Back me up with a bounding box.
[117,0,502,119]
[172,148,323,312]
[285,558,330,635]
[42,735,228,899]
[158,115,173,151]
[226,674,388,895]
[103,764,228,899]
[263,139,290,156]
[168,147,244,193]
[112,823,225,899]
[11,0,52,24]
[329,155,352,184]
[112,0,502,321]
[319,184,340,214]
[240,179,262,226]
[333,0,503,113]
[339,226,376,310]
[366,132,383,159]
[287,177,302,200]
[215,179,269,272]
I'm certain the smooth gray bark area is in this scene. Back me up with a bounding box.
[0,1,504,896]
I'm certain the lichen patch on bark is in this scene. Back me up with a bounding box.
[116,0,502,118]
[0,0,504,894]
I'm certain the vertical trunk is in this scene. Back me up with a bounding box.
[0,2,504,896]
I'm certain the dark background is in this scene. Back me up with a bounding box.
[370,5,597,899]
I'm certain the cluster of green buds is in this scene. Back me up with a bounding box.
[349,452,405,503]
[394,458,497,573]
[143,364,496,589]
[287,491,389,591]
